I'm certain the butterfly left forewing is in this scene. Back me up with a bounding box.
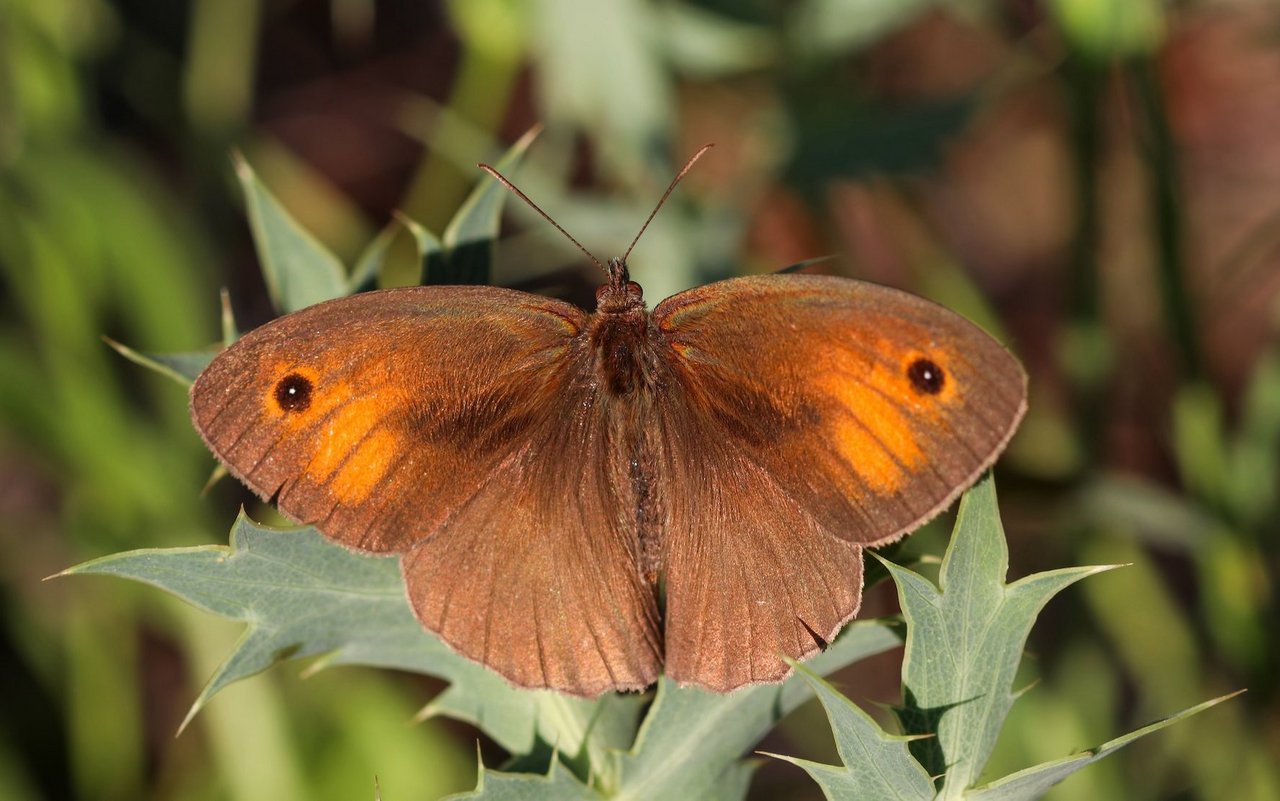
[191,287,584,551]
[190,286,662,695]
[650,273,1026,689]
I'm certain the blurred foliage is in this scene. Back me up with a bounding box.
[1,0,1278,799]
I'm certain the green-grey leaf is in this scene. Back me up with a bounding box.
[435,126,539,285]
[658,4,777,77]
[889,475,1118,799]
[104,336,213,386]
[64,514,598,756]
[790,0,938,58]
[765,665,934,801]
[967,692,1242,801]
[234,152,348,312]
[608,620,903,800]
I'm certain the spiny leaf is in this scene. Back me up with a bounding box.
[887,475,1118,798]
[447,755,599,801]
[764,664,934,801]
[63,513,601,755]
[103,336,212,386]
[966,692,1243,801]
[233,152,348,313]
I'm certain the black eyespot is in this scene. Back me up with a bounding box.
[274,373,313,412]
[907,358,945,395]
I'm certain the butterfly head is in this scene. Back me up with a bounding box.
[595,256,646,316]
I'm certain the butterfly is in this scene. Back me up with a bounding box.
[190,153,1026,697]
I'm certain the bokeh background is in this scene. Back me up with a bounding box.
[2,0,1278,799]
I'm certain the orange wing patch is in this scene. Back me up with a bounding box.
[326,426,400,505]
[818,338,959,495]
[301,386,405,505]
[260,360,405,505]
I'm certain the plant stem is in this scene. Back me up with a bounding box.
[1129,55,1203,381]
[1063,53,1108,467]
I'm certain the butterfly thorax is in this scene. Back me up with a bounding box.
[589,260,660,398]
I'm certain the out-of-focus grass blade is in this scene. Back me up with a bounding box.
[658,4,777,77]
[348,219,404,294]
[1172,381,1231,514]
[233,152,348,313]
[1230,344,1280,526]
[220,288,239,346]
[393,212,444,286]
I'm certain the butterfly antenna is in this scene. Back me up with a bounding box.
[478,163,605,273]
[621,143,715,264]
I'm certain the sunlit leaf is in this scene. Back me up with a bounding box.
[64,514,595,755]
[790,0,940,58]
[66,511,902,797]
[527,0,671,175]
[395,212,444,286]
[658,4,777,77]
[887,475,1117,796]
[458,621,902,800]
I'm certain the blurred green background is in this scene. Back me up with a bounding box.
[1,0,1278,798]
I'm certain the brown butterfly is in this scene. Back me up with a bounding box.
[190,153,1026,697]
